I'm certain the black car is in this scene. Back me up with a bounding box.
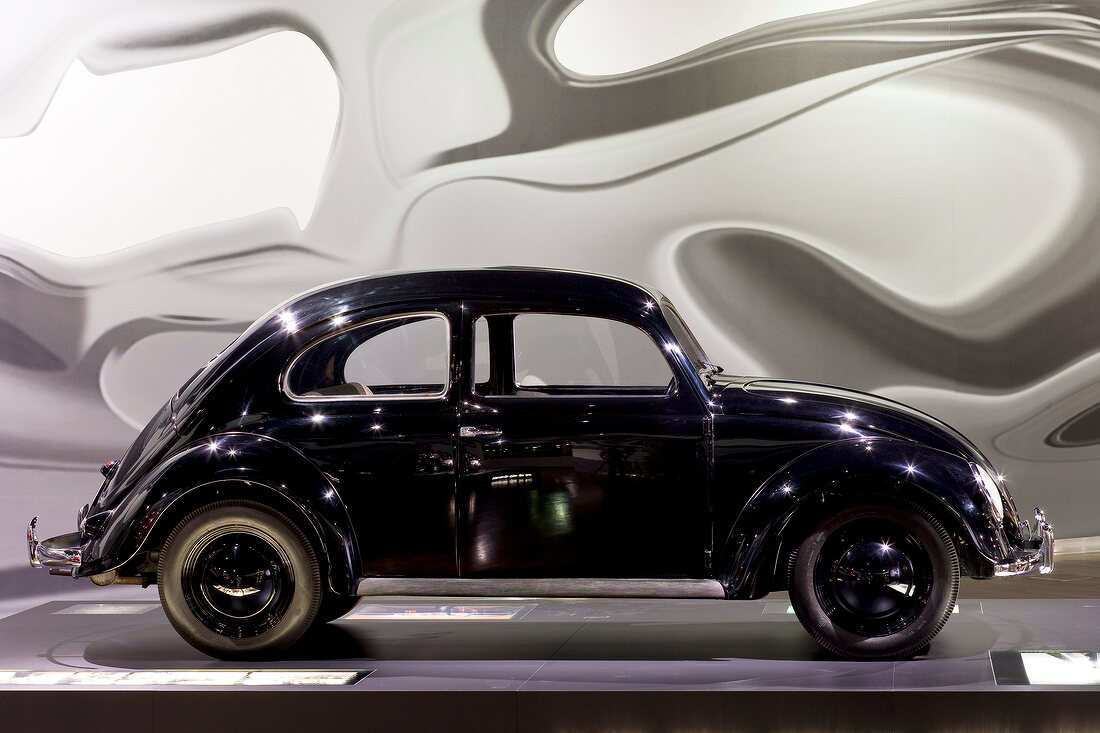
[29,267,1053,660]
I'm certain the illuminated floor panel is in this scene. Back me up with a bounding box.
[0,669,370,686]
[992,651,1100,686]
[53,602,161,615]
[347,603,537,621]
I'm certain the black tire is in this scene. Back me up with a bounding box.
[157,500,322,659]
[788,501,959,660]
[316,592,360,624]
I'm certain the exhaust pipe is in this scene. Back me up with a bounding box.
[89,570,148,587]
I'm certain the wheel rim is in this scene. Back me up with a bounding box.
[813,517,934,637]
[181,526,295,638]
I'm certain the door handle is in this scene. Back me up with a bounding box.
[460,426,502,439]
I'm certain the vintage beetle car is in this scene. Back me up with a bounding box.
[28,267,1053,659]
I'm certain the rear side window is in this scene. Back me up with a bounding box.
[286,313,449,399]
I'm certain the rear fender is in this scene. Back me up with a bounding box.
[719,437,1005,599]
[78,433,359,595]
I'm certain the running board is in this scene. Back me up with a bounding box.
[355,577,726,599]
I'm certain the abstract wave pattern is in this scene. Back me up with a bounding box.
[4,0,1100,550]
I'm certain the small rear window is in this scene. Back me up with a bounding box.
[286,313,450,399]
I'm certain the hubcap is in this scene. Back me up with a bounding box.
[814,518,933,637]
[183,528,294,638]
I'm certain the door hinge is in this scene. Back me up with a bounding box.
[704,549,712,570]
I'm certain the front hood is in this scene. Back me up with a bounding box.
[713,376,990,467]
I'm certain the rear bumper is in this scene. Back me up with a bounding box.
[27,517,82,575]
[994,507,1054,577]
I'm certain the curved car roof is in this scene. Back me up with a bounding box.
[175,267,685,413]
[277,267,667,324]
[211,267,669,375]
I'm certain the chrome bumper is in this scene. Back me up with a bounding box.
[27,517,82,575]
[994,507,1054,577]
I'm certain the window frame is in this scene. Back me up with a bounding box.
[282,311,453,403]
[471,310,679,400]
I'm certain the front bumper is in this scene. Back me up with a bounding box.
[994,507,1055,577]
[27,517,82,576]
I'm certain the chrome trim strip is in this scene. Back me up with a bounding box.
[356,577,726,599]
[282,311,452,404]
[459,426,502,438]
[994,507,1055,577]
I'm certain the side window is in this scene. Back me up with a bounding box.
[512,313,672,393]
[473,316,490,388]
[287,314,449,399]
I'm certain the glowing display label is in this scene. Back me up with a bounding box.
[0,669,371,686]
[52,603,160,615]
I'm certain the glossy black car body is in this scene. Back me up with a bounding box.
[29,267,1053,659]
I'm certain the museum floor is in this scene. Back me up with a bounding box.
[1,552,1097,733]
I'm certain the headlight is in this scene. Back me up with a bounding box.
[970,462,1005,522]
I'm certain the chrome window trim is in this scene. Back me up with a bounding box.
[282,311,452,403]
[472,310,679,398]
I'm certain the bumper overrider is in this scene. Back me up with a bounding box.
[28,501,91,576]
[994,507,1055,577]
[27,516,82,576]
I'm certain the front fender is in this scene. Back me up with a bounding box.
[78,433,360,595]
[719,437,1008,599]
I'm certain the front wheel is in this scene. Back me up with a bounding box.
[788,502,959,660]
[158,501,322,659]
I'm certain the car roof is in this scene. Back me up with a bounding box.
[177,268,685,409]
[279,267,667,322]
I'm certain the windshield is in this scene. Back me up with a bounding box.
[660,300,718,374]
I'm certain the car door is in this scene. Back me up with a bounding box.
[457,308,710,578]
[277,308,460,577]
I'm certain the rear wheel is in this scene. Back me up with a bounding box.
[788,502,959,660]
[158,501,322,659]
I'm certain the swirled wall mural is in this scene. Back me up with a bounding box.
[2,0,1099,600]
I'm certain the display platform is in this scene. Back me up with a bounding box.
[1,595,1097,732]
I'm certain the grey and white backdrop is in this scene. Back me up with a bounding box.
[2,0,1099,609]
